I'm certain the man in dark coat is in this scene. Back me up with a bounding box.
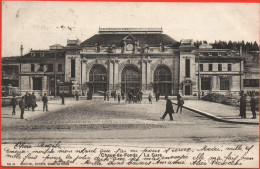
[160,95,174,121]
[24,92,31,111]
[75,91,79,101]
[240,94,247,118]
[31,92,37,112]
[42,93,48,112]
[176,93,184,114]
[61,92,65,105]
[139,91,143,101]
[250,95,257,119]
[19,96,25,119]
[104,92,107,101]
[10,95,18,115]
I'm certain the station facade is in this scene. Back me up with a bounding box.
[17,28,245,97]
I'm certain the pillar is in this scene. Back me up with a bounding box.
[114,59,119,90]
[141,60,146,90]
[109,60,114,90]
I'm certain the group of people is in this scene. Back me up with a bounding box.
[239,91,257,119]
[104,90,144,104]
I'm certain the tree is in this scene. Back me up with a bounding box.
[252,41,259,51]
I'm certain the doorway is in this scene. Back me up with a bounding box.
[185,84,191,95]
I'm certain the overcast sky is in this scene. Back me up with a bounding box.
[2,2,259,57]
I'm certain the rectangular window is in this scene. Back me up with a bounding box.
[201,78,211,90]
[58,64,62,72]
[228,64,232,71]
[199,64,203,71]
[33,77,42,90]
[244,79,259,87]
[37,64,44,72]
[71,59,75,78]
[209,64,213,71]
[47,64,53,72]
[31,64,35,72]
[220,78,229,90]
[185,59,190,77]
[218,64,222,71]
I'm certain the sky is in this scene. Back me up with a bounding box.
[2,2,259,57]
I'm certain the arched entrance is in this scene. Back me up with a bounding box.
[89,64,107,94]
[121,65,141,94]
[153,65,172,95]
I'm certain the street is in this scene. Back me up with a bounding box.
[2,99,259,145]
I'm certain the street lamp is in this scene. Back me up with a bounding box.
[197,50,201,100]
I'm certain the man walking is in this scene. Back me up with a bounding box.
[61,92,65,105]
[250,95,257,119]
[148,93,152,104]
[19,96,25,119]
[176,93,184,114]
[31,92,37,111]
[75,91,79,101]
[160,95,174,121]
[10,95,18,115]
[42,93,48,112]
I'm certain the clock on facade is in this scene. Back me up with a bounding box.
[126,44,134,51]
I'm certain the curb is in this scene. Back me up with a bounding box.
[172,102,259,125]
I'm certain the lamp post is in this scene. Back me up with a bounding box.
[198,51,201,100]
[54,46,57,98]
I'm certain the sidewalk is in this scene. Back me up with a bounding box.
[174,100,259,125]
[1,98,90,125]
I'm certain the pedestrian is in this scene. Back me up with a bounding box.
[121,92,125,100]
[118,93,121,103]
[176,93,184,114]
[136,92,141,103]
[19,96,25,119]
[25,92,31,111]
[250,95,257,119]
[239,91,244,117]
[104,92,107,101]
[61,92,65,105]
[42,93,48,112]
[10,95,18,115]
[75,91,79,101]
[113,91,117,101]
[106,91,110,101]
[139,91,143,101]
[31,92,37,112]
[155,92,158,102]
[148,93,152,104]
[160,95,174,121]
[240,94,247,118]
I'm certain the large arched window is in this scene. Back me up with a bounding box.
[121,65,141,94]
[153,65,172,95]
[89,65,107,94]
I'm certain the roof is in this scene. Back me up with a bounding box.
[81,33,178,47]
[22,50,65,59]
[2,57,20,64]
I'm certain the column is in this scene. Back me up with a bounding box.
[141,60,146,91]
[114,59,119,90]
[147,60,151,89]
[109,60,114,90]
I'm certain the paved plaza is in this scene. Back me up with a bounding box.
[1,98,259,145]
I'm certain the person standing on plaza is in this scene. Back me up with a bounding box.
[25,92,30,111]
[121,92,125,100]
[118,93,121,103]
[31,92,37,112]
[160,95,174,121]
[239,91,244,117]
[250,95,257,119]
[10,95,18,115]
[61,92,65,105]
[42,93,48,112]
[139,91,143,101]
[104,92,107,101]
[106,91,110,101]
[75,91,79,101]
[240,94,247,118]
[19,96,25,119]
[148,93,152,104]
[176,93,184,114]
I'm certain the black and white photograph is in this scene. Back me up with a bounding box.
[1,1,259,168]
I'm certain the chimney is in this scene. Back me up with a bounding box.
[240,45,242,56]
[20,45,24,56]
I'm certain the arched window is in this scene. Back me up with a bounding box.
[121,65,141,94]
[89,65,107,94]
[153,65,172,95]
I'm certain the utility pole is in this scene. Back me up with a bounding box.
[54,46,57,98]
[198,50,201,100]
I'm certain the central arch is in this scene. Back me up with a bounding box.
[121,65,141,94]
[89,64,107,94]
[153,65,172,95]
